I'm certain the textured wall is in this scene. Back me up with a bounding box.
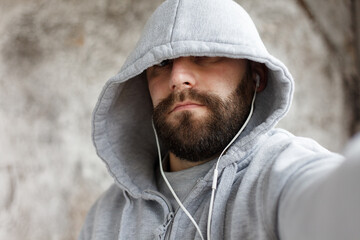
[0,0,358,239]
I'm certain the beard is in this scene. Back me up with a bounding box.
[153,77,253,162]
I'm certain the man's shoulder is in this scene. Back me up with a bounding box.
[79,184,124,239]
[249,128,344,177]
[84,184,126,220]
[265,128,335,155]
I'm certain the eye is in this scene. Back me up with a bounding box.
[193,56,223,64]
[156,59,172,67]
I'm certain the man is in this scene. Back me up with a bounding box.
[79,0,360,239]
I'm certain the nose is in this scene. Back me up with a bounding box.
[169,57,196,91]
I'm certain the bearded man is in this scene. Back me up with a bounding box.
[79,0,360,239]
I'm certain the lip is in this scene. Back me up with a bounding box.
[170,101,204,113]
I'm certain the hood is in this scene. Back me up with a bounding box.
[92,0,294,197]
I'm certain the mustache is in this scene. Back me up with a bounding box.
[153,89,223,115]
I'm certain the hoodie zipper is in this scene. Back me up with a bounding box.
[146,175,210,239]
[145,189,173,212]
[144,190,175,239]
[145,179,205,239]
[167,178,209,239]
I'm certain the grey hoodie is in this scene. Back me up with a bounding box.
[79,0,360,239]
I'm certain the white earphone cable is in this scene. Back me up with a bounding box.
[207,80,259,240]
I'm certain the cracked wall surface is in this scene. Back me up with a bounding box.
[0,0,358,239]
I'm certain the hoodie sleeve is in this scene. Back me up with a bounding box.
[278,134,360,240]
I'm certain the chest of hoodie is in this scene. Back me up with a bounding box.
[102,160,294,240]
[109,178,212,239]
[109,135,284,239]
[116,164,268,239]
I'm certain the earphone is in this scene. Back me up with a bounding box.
[255,74,260,88]
[151,76,260,240]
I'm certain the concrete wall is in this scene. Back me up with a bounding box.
[0,0,358,239]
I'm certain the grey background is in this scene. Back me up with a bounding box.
[0,0,359,239]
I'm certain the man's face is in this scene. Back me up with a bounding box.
[146,56,253,162]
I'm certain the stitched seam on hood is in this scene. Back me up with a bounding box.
[169,0,181,47]
[118,51,286,87]
[121,40,260,74]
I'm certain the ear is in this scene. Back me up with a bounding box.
[249,61,268,93]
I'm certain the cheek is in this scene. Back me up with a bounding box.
[206,75,240,99]
[148,79,169,107]
[148,84,159,107]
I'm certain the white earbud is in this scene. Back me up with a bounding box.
[255,74,260,88]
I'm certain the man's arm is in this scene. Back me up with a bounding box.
[278,135,360,240]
